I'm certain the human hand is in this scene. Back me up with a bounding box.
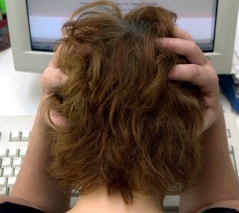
[40,51,68,127]
[41,52,67,100]
[157,28,220,131]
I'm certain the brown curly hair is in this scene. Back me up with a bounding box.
[42,0,206,203]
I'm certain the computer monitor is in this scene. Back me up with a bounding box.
[5,0,239,74]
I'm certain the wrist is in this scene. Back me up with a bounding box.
[201,104,225,142]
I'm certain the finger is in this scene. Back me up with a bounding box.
[41,67,68,92]
[174,27,194,41]
[45,109,67,129]
[159,37,208,66]
[168,64,211,88]
[203,109,215,131]
[49,43,63,69]
[49,55,58,69]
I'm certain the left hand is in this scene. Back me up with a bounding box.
[157,28,220,131]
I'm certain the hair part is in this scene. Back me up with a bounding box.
[42,1,206,203]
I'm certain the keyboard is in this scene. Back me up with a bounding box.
[0,113,239,211]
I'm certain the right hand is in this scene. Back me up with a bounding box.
[156,28,220,131]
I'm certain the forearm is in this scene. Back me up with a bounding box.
[179,105,239,213]
[10,102,71,213]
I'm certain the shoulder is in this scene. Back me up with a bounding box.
[0,196,45,212]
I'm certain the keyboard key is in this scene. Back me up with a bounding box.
[8,148,19,158]
[0,148,8,158]
[19,148,27,158]
[0,177,7,187]
[12,158,23,168]
[14,167,20,177]
[0,187,8,195]
[21,130,31,141]
[10,130,21,141]
[7,177,16,187]
[9,187,13,195]
[1,158,12,168]
[3,168,14,177]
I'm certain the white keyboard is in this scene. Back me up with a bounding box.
[0,113,239,212]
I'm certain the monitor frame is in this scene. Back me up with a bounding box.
[5,0,239,74]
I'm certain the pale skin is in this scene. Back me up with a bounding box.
[0,28,239,213]
[163,28,239,213]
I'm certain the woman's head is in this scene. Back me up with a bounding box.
[43,1,205,203]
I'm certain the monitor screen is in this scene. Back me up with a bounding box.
[26,0,217,53]
[5,0,239,74]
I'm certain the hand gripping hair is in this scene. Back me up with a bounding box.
[42,1,206,203]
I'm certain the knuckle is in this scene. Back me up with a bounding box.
[56,69,62,85]
[190,64,201,79]
[41,71,47,85]
[211,70,219,84]
[182,30,193,41]
[189,40,200,53]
